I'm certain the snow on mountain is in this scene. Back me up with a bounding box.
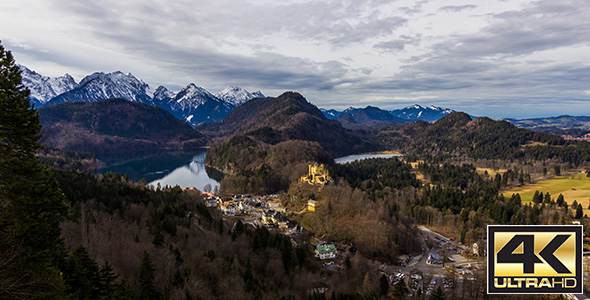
[168,83,233,126]
[173,84,218,109]
[19,64,265,126]
[390,104,455,122]
[46,71,152,105]
[152,86,176,103]
[251,91,265,99]
[342,107,361,115]
[19,65,78,105]
[320,108,342,119]
[215,86,264,106]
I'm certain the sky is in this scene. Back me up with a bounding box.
[1,0,589,118]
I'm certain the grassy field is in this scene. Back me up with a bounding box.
[503,173,590,215]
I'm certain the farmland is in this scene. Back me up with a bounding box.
[503,173,590,213]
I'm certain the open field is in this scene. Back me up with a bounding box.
[503,173,590,215]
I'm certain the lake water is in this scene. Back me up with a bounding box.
[95,149,221,191]
[335,153,402,164]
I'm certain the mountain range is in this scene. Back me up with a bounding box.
[19,65,264,126]
[321,104,456,124]
[20,65,590,138]
[504,115,590,138]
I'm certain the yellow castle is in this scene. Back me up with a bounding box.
[301,163,332,185]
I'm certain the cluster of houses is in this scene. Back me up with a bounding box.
[201,191,350,264]
[204,194,269,216]
[262,209,289,229]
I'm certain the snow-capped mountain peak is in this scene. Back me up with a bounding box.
[251,91,265,99]
[342,106,358,114]
[215,86,264,106]
[152,86,176,102]
[390,104,456,122]
[19,65,78,105]
[175,83,216,105]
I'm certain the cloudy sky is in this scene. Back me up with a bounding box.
[1,0,589,118]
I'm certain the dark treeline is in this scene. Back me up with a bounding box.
[334,158,421,200]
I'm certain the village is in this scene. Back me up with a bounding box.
[192,163,496,297]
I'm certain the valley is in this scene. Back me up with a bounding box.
[5,53,590,299]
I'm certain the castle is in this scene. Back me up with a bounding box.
[301,163,332,185]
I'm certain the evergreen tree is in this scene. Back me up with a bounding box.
[379,274,389,296]
[391,278,408,299]
[0,41,69,298]
[139,251,157,299]
[575,206,583,219]
[532,191,542,203]
[557,194,565,206]
[99,261,119,299]
[544,192,551,204]
[429,286,446,300]
[63,246,101,299]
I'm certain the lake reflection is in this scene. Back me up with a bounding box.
[96,149,220,191]
[335,153,402,164]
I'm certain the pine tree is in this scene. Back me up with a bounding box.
[0,41,69,298]
[139,251,157,299]
[379,274,389,296]
[392,278,408,299]
[99,261,119,299]
[429,286,446,300]
[575,206,583,219]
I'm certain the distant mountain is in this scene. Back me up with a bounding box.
[390,104,455,122]
[214,86,264,106]
[46,71,152,106]
[337,106,404,128]
[38,98,205,153]
[19,65,78,106]
[19,65,263,126]
[165,83,233,126]
[152,86,176,104]
[320,108,342,120]
[321,104,456,123]
[506,115,590,138]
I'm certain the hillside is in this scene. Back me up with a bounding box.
[374,112,590,166]
[39,99,206,153]
[199,92,372,157]
[202,92,375,193]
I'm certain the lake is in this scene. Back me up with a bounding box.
[335,152,402,164]
[95,148,221,191]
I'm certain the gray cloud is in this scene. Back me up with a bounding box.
[437,5,476,12]
[373,34,421,51]
[2,0,589,118]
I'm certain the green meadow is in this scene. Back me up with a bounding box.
[503,173,590,212]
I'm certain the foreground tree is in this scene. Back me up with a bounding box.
[0,41,68,299]
[139,251,158,299]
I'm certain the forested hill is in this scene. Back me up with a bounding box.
[203,92,376,194]
[39,98,206,153]
[199,92,373,157]
[375,112,590,166]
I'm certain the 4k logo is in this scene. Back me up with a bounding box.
[488,225,582,294]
